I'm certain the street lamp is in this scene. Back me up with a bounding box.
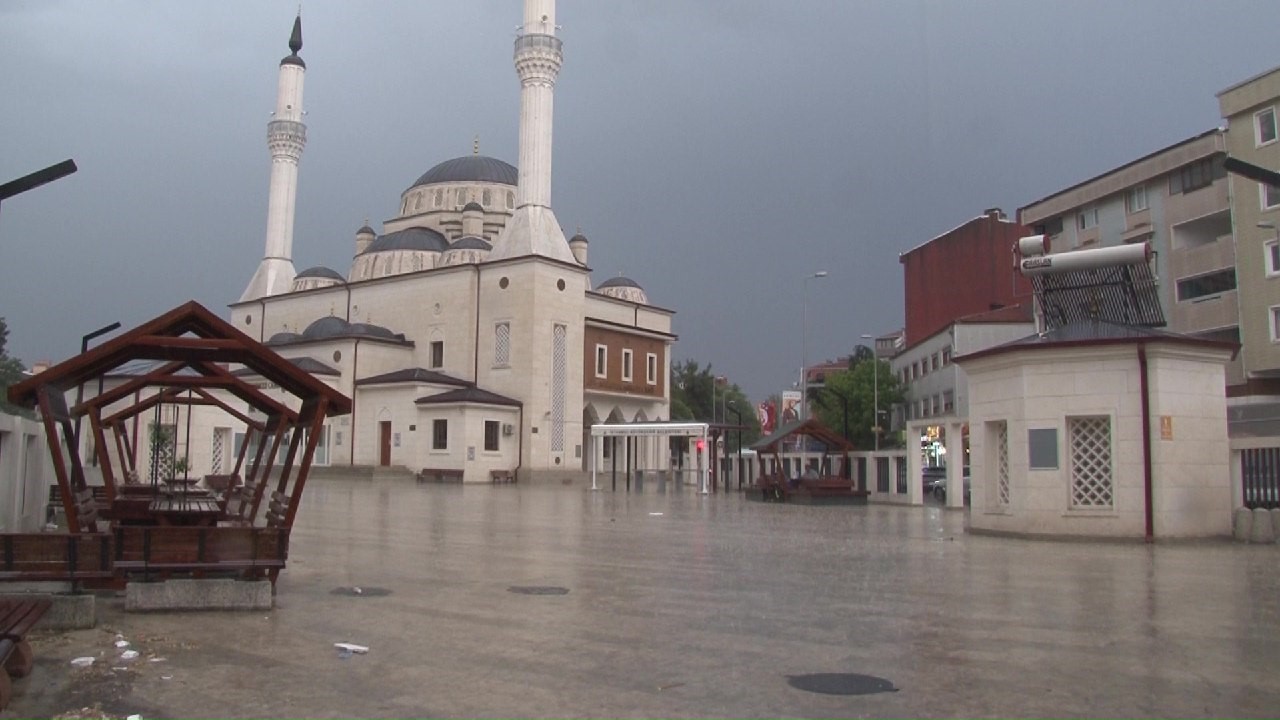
[726,401,744,489]
[801,271,828,422]
[860,333,879,451]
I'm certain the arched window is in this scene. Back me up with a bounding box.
[506,191,515,209]
[434,190,443,207]
[482,189,491,206]
[414,193,423,211]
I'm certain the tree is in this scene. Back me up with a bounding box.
[0,317,32,418]
[669,359,761,451]
[808,354,903,449]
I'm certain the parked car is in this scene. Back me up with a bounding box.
[932,468,971,503]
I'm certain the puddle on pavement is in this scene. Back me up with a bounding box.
[787,673,898,696]
[507,586,570,595]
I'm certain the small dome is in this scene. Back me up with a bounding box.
[569,232,589,245]
[462,201,484,213]
[267,331,303,345]
[357,224,376,236]
[363,227,448,254]
[280,54,305,68]
[301,316,349,340]
[295,266,346,282]
[450,235,492,251]
[597,276,648,305]
[348,322,398,340]
[409,156,517,189]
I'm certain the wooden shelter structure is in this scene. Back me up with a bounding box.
[746,418,867,505]
[5,301,351,586]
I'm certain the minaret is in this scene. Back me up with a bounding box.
[488,0,576,264]
[241,15,307,301]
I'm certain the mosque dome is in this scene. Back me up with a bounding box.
[439,235,493,267]
[462,201,485,213]
[569,232,589,245]
[267,331,303,345]
[301,316,349,340]
[296,266,345,282]
[300,316,402,342]
[596,276,649,305]
[409,156,517,189]
[362,227,449,254]
[357,224,376,236]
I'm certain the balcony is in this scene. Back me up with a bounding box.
[514,33,562,57]
[1170,232,1234,279]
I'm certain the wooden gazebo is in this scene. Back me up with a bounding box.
[747,418,867,505]
[5,300,351,585]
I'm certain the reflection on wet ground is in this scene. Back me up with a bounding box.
[15,476,1280,718]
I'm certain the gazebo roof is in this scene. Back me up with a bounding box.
[749,417,855,454]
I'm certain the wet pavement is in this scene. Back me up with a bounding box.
[9,475,1280,718]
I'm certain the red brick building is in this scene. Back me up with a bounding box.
[899,208,1034,348]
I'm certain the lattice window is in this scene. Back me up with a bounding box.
[495,322,510,366]
[994,421,1010,507]
[551,324,566,451]
[211,429,226,474]
[1069,416,1113,508]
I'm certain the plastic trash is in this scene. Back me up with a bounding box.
[649,512,664,516]
[353,586,363,595]
[120,650,140,661]
[115,640,130,648]
[334,642,369,654]
[70,657,95,668]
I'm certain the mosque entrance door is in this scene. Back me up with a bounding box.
[379,421,391,466]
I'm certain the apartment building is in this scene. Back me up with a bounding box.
[1017,129,1242,385]
[1218,66,1280,395]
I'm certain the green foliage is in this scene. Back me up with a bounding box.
[809,354,903,449]
[669,359,761,451]
[0,317,32,417]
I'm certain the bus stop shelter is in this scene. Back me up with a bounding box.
[589,422,710,494]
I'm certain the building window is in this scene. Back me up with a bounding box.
[494,323,510,366]
[1257,106,1278,146]
[434,190,443,207]
[646,353,658,385]
[1126,185,1148,213]
[992,421,1010,508]
[483,189,492,206]
[621,349,633,382]
[595,344,607,378]
[484,421,499,452]
[1263,183,1280,210]
[1170,157,1222,194]
[430,341,444,368]
[1266,240,1280,277]
[414,193,424,211]
[432,419,448,450]
[943,391,954,413]
[1176,269,1236,301]
[457,188,467,206]
[506,191,515,209]
[931,353,939,371]
[1069,416,1113,509]
[941,347,951,365]
[1077,207,1099,230]
[1271,306,1280,342]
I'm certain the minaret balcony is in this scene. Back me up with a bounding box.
[267,119,307,144]
[514,33,562,59]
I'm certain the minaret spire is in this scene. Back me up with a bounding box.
[488,0,576,263]
[240,14,307,301]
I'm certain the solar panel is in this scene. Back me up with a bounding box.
[1018,239,1165,331]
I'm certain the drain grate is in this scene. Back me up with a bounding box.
[508,585,569,596]
[786,673,898,696]
[330,586,392,597]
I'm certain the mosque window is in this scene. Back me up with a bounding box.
[414,194,423,211]
[506,191,515,209]
[646,354,658,385]
[432,419,448,450]
[413,254,423,272]
[483,189,491,206]
[499,277,509,289]
[621,349,633,382]
[595,345,607,378]
[434,190,443,207]
[457,189,467,206]
[495,323,511,366]
[430,341,444,369]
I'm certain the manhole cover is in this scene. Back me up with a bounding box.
[330,586,391,597]
[786,673,898,696]
[507,585,569,595]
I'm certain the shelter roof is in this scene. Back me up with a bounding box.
[357,368,470,387]
[955,320,1240,364]
[414,387,521,407]
[748,417,855,454]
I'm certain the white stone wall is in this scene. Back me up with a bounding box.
[0,412,53,531]
[965,343,1232,538]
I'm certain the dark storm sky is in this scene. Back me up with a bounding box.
[1,0,1276,400]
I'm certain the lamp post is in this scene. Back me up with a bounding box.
[801,271,828,422]
[74,321,122,449]
[860,333,879,452]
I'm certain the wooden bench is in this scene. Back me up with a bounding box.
[0,534,114,584]
[490,469,516,484]
[0,597,52,710]
[417,468,464,484]
[113,526,289,583]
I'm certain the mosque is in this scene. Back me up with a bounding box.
[228,1,675,482]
